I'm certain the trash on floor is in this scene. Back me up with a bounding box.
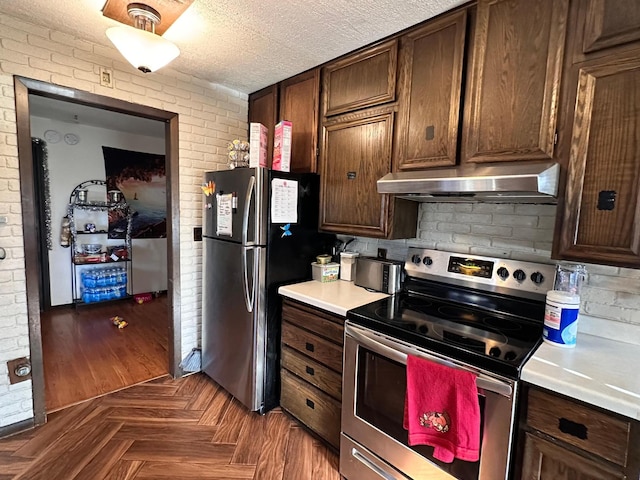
[134,292,153,304]
[110,316,128,329]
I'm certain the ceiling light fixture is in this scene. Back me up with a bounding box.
[106,2,180,73]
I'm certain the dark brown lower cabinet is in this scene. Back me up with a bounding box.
[517,385,640,479]
[280,299,344,449]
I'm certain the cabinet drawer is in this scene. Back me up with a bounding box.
[281,322,343,373]
[527,388,631,466]
[522,432,625,480]
[282,300,344,345]
[280,369,341,449]
[281,346,342,401]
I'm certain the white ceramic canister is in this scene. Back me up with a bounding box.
[340,251,359,281]
[543,290,580,347]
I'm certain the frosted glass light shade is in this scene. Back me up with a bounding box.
[106,25,180,73]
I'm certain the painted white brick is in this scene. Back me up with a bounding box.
[537,215,557,229]
[471,224,513,237]
[2,38,50,60]
[614,291,640,309]
[472,203,515,214]
[492,214,539,227]
[50,31,92,51]
[452,234,492,246]
[583,302,633,322]
[49,74,94,93]
[28,35,74,56]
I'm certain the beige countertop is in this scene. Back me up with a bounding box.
[279,279,640,421]
[522,334,640,420]
[278,280,389,317]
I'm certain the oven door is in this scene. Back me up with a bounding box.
[341,322,517,480]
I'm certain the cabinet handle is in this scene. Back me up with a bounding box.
[305,342,315,352]
[305,365,315,376]
[425,125,435,140]
[558,417,588,440]
[597,190,616,211]
[306,398,315,409]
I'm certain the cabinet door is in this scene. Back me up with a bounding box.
[521,433,624,480]
[581,0,640,54]
[279,69,320,173]
[462,0,569,164]
[248,85,278,167]
[320,107,414,238]
[554,53,640,267]
[322,39,397,117]
[394,10,467,170]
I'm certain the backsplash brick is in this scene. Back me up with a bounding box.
[0,12,245,429]
[348,202,640,342]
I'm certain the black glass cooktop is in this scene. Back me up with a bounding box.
[347,279,546,379]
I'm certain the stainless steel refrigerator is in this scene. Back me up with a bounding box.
[201,167,334,413]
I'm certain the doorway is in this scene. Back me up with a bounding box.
[15,77,182,424]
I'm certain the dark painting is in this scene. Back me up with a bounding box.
[103,146,166,239]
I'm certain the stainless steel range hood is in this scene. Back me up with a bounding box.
[377,161,560,203]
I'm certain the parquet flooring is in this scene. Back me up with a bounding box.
[41,295,169,412]
[0,374,340,480]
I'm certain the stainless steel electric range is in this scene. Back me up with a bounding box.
[340,247,556,480]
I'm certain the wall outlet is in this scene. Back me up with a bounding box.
[377,248,387,259]
[193,227,202,242]
[99,67,113,88]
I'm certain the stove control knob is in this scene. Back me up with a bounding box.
[530,271,545,285]
[504,351,517,361]
[411,254,421,264]
[513,269,526,282]
[496,267,509,280]
[489,347,501,358]
[423,256,433,266]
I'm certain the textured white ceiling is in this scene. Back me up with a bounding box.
[0,0,465,94]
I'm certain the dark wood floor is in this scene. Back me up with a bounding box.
[0,374,340,480]
[41,295,169,412]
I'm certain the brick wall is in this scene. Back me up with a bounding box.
[0,13,246,427]
[350,203,640,341]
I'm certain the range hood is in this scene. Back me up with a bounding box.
[377,161,560,203]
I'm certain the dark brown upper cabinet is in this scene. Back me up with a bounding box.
[580,0,640,55]
[248,85,278,166]
[278,69,320,173]
[321,39,398,117]
[461,0,569,164]
[394,9,467,170]
[319,106,417,238]
[553,51,640,268]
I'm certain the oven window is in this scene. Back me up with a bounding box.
[356,348,484,480]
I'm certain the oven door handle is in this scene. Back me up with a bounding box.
[347,324,513,398]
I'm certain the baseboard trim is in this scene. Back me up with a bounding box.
[0,417,35,439]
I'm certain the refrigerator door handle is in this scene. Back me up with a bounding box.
[242,246,255,313]
[242,175,256,247]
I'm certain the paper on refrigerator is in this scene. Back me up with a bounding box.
[271,179,298,224]
[216,193,233,236]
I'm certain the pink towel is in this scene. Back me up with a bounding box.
[403,355,480,463]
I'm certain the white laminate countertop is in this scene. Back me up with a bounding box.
[522,334,640,420]
[278,280,389,317]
